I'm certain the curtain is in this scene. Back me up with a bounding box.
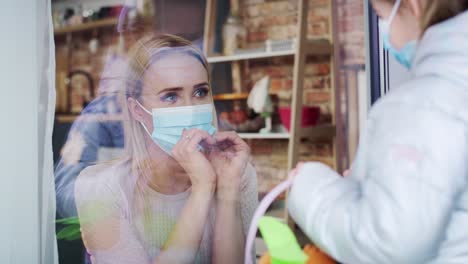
[0,0,58,263]
[39,0,59,263]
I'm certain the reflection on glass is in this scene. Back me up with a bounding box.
[52,0,366,263]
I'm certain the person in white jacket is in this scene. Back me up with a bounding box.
[288,0,468,263]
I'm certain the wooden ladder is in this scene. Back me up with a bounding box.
[286,0,341,225]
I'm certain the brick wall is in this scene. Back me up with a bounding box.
[246,57,332,116]
[240,0,365,104]
[337,0,366,65]
[240,0,365,193]
[250,139,334,196]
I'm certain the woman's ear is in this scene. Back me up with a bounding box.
[127,97,147,123]
[407,0,424,20]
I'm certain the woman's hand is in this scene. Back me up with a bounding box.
[171,128,217,195]
[208,131,251,201]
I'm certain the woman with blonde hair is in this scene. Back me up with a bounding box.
[75,34,258,264]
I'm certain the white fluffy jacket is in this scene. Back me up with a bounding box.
[288,11,468,264]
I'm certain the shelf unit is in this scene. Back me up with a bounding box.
[238,124,336,140]
[202,0,341,226]
[238,133,290,140]
[54,18,121,114]
[54,18,119,36]
[55,114,81,123]
[212,93,249,101]
[206,39,331,63]
[55,113,124,123]
[207,49,295,63]
[212,92,281,101]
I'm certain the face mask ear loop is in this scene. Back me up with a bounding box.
[139,121,152,137]
[387,0,402,27]
[134,100,153,136]
[135,100,153,115]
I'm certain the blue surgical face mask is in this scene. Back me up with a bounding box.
[379,0,417,69]
[136,101,217,155]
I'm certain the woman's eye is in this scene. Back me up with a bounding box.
[194,88,209,98]
[161,93,178,103]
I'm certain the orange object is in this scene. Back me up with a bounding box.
[212,93,249,101]
[303,244,335,264]
[259,244,336,264]
[259,253,272,264]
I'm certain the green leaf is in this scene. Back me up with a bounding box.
[57,225,81,240]
[258,216,307,264]
[63,229,82,241]
[56,217,80,225]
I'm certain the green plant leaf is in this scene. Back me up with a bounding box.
[63,229,82,241]
[56,216,80,225]
[258,216,307,264]
[57,224,81,240]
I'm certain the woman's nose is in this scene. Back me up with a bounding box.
[182,94,195,106]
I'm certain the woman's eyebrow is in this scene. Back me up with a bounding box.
[155,82,209,94]
[157,87,183,94]
[193,82,210,89]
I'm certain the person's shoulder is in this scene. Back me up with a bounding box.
[77,159,126,185]
[75,159,133,254]
[373,77,468,125]
[366,78,468,155]
[75,159,131,206]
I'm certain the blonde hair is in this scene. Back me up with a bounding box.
[420,0,468,31]
[122,34,210,178]
[118,34,212,221]
[382,0,468,31]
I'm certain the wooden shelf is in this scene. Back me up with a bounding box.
[300,124,336,141]
[213,93,249,101]
[304,39,333,55]
[213,92,280,101]
[239,133,290,139]
[206,39,331,63]
[56,114,80,123]
[207,49,295,63]
[54,18,118,35]
[55,113,124,123]
[202,0,341,233]
[237,124,335,140]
